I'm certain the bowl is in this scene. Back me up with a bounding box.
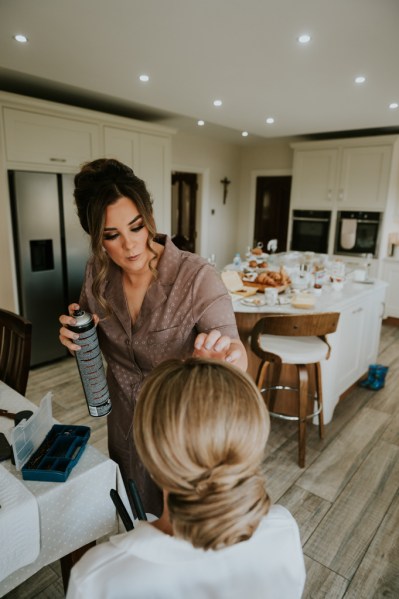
[291,292,316,309]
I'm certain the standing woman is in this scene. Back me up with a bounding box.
[59,158,247,516]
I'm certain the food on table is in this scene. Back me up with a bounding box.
[254,268,291,287]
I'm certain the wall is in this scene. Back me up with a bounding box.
[171,131,241,269]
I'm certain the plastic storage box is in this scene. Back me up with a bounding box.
[11,393,90,482]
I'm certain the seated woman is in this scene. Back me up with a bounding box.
[67,358,306,599]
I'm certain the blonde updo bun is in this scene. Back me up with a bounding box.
[134,358,271,550]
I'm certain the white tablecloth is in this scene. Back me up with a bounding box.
[0,465,40,582]
[0,381,128,597]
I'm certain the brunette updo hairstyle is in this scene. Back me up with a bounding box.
[134,358,271,551]
[73,158,157,314]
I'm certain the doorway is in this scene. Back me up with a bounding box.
[254,176,291,252]
[171,172,197,252]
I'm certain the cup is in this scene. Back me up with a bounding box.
[264,287,278,306]
[353,268,367,282]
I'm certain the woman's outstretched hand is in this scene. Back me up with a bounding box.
[193,330,248,371]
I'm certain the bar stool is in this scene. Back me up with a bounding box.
[250,312,340,467]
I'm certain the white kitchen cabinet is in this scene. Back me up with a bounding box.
[103,126,172,233]
[290,138,393,211]
[339,145,392,209]
[333,301,367,395]
[360,284,386,366]
[139,134,171,234]
[3,107,100,169]
[290,148,338,208]
[381,260,399,317]
[0,91,175,313]
[103,126,140,167]
[328,283,386,404]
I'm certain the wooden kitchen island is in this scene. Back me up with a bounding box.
[233,279,388,424]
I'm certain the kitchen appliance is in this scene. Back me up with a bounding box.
[9,171,90,366]
[334,211,381,257]
[290,210,331,254]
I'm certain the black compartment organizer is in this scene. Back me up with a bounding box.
[22,424,90,482]
[11,392,90,482]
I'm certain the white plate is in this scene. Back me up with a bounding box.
[240,297,267,307]
[354,279,374,284]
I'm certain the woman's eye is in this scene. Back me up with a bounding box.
[103,233,119,241]
[131,224,144,233]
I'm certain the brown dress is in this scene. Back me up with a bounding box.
[79,235,239,516]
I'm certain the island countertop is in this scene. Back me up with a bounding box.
[231,278,388,424]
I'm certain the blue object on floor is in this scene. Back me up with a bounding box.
[359,364,389,390]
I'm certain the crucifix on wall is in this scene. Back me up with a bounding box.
[220,177,231,204]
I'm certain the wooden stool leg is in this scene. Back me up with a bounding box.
[269,359,282,413]
[256,361,270,407]
[315,362,324,439]
[298,365,308,468]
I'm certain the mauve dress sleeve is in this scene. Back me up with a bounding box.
[191,264,239,338]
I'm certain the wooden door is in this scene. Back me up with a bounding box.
[171,172,197,252]
[254,176,291,252]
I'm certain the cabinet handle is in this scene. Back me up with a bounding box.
[49,157,67,163]
[352,307,364,314]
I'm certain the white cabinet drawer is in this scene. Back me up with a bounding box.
[3,108,100,168]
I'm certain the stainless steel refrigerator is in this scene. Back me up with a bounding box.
[9,171,90,366]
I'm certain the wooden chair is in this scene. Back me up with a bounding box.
[250,312,340,468]
[0,308,32,396]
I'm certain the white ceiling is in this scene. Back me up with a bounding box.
[1,0,399,144]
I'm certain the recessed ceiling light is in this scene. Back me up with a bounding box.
[298,34,311,44]
[139,74,149,82]
[197,120,205,126]
[241,131,249,137]
[389,102,398,110]
[266,117,275,125]
[355,75,366,84]
[213,99,222,107]
[13,34,28,43]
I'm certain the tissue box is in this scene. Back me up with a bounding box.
[11,393,90,482]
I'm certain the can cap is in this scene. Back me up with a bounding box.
[72,309,92,327]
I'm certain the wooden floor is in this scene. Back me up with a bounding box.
[4,323,399,598]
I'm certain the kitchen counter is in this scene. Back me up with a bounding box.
[232,279,388,423]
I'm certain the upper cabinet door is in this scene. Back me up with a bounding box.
[338,145,392,209]
[103,126,140,169]
[290,148,338,208]
[103,126,172,234]
[4,108,100,169]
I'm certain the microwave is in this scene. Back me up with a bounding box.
[334,211,381,258]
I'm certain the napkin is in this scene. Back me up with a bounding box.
[340,218,357,250]
[0,464,40,582]
[221,271,258,297]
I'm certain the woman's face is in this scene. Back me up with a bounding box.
[102,196,150,274]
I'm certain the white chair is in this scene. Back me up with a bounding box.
[250,312,340,467]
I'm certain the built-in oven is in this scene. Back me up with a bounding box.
[334,211,381,257]
[290,210,331,254]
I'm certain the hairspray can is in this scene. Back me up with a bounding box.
[68,309,112,417]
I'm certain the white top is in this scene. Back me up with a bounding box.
[66,505,305,599]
